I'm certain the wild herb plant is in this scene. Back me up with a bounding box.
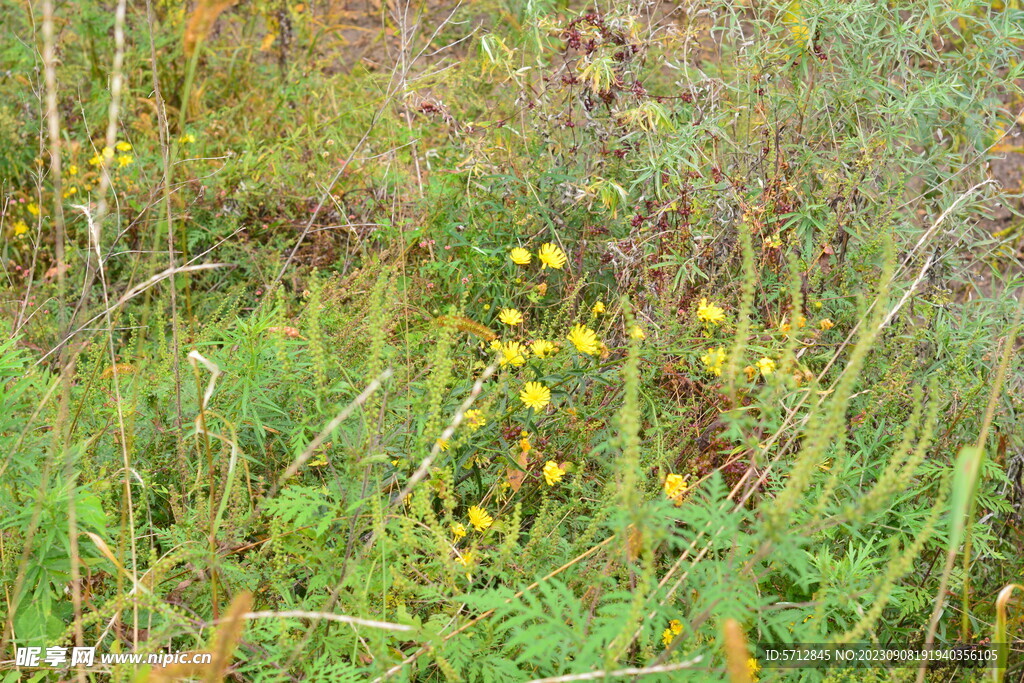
[1,0,1023,681]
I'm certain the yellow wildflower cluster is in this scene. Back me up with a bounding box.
[756,357,776,376]
[520,381,551,410]
[495,340,528,367]
[464,410,486,431]
[696,298,726,325]
[700,347,726,376]
[567,324,600,355]
[530,339,556,358]
[468,505,493,532]
[542,461,565,486]
[661,619,683,647]
[83,140,133,173]
[508,242,567,270]
[498,308,524,326]
[664,473,687,506]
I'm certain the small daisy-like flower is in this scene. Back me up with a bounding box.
[696,298,726,325]
[520,381,551,410]
[592,301,606,315]
[747,657,760,680]
[464,409,486,431]
[67,164,78,176]
[452,522,467,539]
[26,203,39,216]
[629,325,646,340]
[115,141,132,152]
[498,308,523,326]
[537,242,567,269]
[13,220,29,236]
[468,505,493,532]
[542,461,565,486]
[179,133,196,144]
[519,436,531,453]
[567,324,600,355]
[700,347,726,376]
[509,247,532,265]
[756,357,776,376]
[819,318,834,330]
[661,619,684,647]
[498,341,528,367]
[88,154,103,166]
[436,438,450,451]
[117,154,133,168]
[530,340,556,358]
[664,473,687,504]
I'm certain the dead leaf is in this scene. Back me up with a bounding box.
[507,448,528,493]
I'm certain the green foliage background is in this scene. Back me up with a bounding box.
[1,0,1023,680]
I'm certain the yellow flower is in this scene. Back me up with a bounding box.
[179,133,196,144]
[661,619,684,647]
[117,154,133,167]
[664,473,687,504]
[543,461,565,486]
[819,318,834,330]
[535,282,548,296]
[26,202,39,216]
[452,522,467,539]
[743,365,757,381]
[700,347,726,376]
[436,438,450,451]
[537,242,567,269]
[519,437,531,453]
[519,381,551,410]
[530,340,556,358]
[793,314,806,328]
[498,341,528,367]
[468,505,493,532]
[13,220,29,236]
[88,154,103,166]
[756,357,776,376]
[67,164,78,176]
[102,146,114,159]
[629,325,646,340]
[567,324,600,355]
[115,141,132,152]
[456,551,474,568]
[464,409,486,431]
[592,301,606,315]
[509,247,532,265]
[62,186,78,198]
[498,308,523,326]
[748,657,760,680]
[696,298,726,325]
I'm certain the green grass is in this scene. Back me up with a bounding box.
[1,0,1023,681]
